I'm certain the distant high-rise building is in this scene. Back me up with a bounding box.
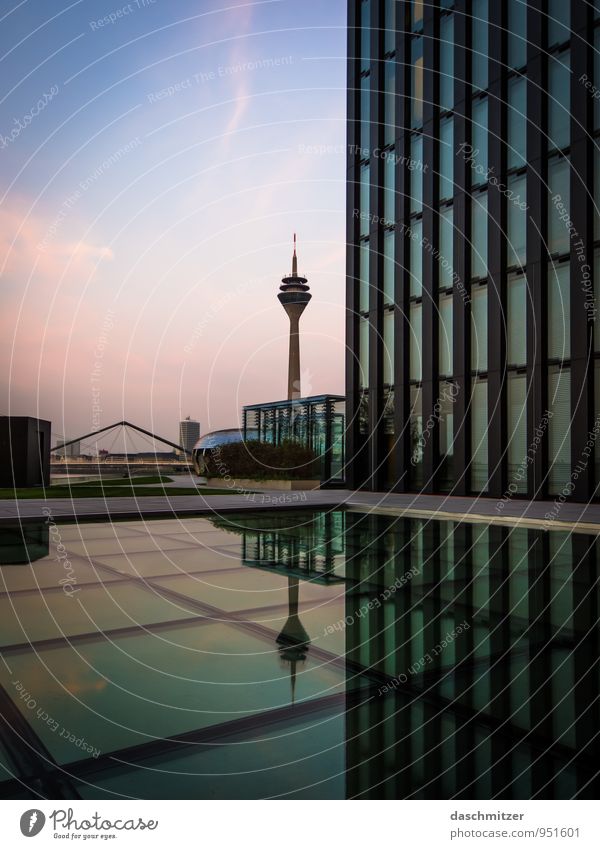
[179,417,200,454]
[346,0,599,502]
[55,440,80,458]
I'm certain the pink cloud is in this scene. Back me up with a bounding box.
[0,197,113,283]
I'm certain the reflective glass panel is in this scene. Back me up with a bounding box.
[439,118,454,201]
[383,229,395,304]
[410,134,423,213]
[507,77,526,170]
[410,302,422,381]
[507,174,527,268]
[548,157,570,256]
[471,284,488,372]
[439,206,454,288]
[548,51,570,152]
[548,366,571,494]
[508,373,527,493]
[507,273,527,367]
[439,293,453,378]
[471,97,488,184]
[548,261,570,361]
[508,0,527,69]
[471,192,488,279]
[359,317,370,388]
[439,15,454,112]
[410,218,423,296]
[383,309,394,385]
[471,378,488,491]
[472,0,489,92]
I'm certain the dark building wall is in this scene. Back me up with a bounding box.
[347,0,600,502]
[0,417,51,487]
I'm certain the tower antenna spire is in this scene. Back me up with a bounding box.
[292,232,297,276]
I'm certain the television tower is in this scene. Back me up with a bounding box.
[278,234,311,400]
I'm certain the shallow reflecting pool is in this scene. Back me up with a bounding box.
[0,510,598,799]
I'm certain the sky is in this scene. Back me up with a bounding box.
[0,0,347,450]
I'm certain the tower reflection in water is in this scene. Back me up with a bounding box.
[236,510,346,705]
[230,510,600,799]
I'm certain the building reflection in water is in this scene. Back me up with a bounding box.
[0,510,597,799]
[231,510,600,799]
[215,511,346,704]
[238,510,346,583]
[0,523,49,565]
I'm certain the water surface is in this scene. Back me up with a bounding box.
[0,510,597,799]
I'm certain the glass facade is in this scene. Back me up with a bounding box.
[243,395,345,485]
[348,1,598,502]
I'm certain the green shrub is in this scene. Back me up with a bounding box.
[202,440,318,480]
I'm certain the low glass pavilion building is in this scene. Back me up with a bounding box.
[242,395,346,486]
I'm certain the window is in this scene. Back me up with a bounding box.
[438,381,455,491]
[410,218,423,296]
[410,385,423,484]
[384,61,396,147]
[595,29,600,131]
[410,135,423,213]
[439,293,453,378]
[360,75,371,157]
[439,206,454,288]
[384,153,395,222]
[471,284,488,372]
[471,378,488,492]
[595,362,600,484]
[547,0,570,47]
[507,77,526,170]
[507,273,527,367]
[359,318,370,388]
[359,241,370,313]
[411,38,424,128]
[548,261,570,361]
[360,0,371,73]
[548,157,570,256]
[472,0,489,92]
[595,145,600,242]
[471,98,488,184]
[548,366,571,494]
[439,118,454,201]
[548,51,570,152]
[595,248,600,353]
[507,174,527,268]
[471,192,488,279]
[359,391,369,435]
[383,310,394,385]
[410,302,422,381]
[359,164,370,238]
[411,0,424,32]
[383,229,395,305]
[439,15,454,112]
[384,0,396,55]
[508,0,527,70]
[507,373,527,494]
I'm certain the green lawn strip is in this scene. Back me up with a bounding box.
[0,486,254,499]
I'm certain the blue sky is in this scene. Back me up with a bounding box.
[0,0,347,446]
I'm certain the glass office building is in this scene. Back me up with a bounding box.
[347,0,600,500]
[242,395,346,485]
